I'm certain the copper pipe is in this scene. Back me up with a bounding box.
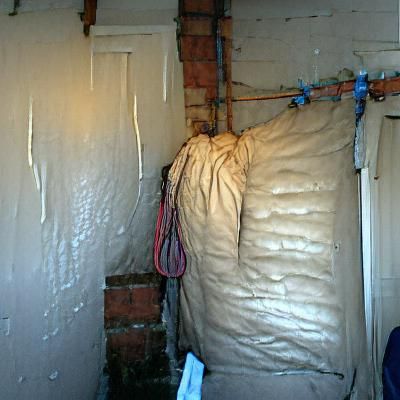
[233,91,301,102]
[232,76,400,103]
[224,18,233,131]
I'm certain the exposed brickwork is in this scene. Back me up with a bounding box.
[105,272,161,288]
[183,61,217,89]
[179,2,232,135]
[221,16,232,39]
[206,86,218,101]
[104,287,160,328]
[181,36,216,61]
[107,329,147,363]
[107,325,167,363]
[181,17,213,36]
[104,272,171,399]
[147,328,167,355]
[182,0,215,15]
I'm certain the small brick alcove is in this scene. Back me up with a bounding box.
[104,273,173,399]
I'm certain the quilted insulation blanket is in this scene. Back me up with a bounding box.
[171,100,370,399]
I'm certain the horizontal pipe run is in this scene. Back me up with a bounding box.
[232,91,301,102]
[232,76,400,102]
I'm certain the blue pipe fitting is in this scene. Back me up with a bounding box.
[354,71,368,120]
[289,83,311,108]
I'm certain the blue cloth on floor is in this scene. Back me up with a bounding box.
[383,326,400,400]
[177,352,204,400]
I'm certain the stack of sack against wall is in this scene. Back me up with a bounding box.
[172,100,370,399]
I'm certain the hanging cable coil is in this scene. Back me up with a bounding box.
[154,145,189,278]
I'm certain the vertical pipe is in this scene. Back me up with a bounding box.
[360,168,374,391]
[212,2,221,136]
[398,0,400,44]
[224,18,233,132]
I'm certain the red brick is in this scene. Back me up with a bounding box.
[105,272,160,288]
[107,326,167,363]
[104,288,130,310]
[107,329,147,362]
[104,287,160,328]
[183,62,217,88]
[181,36,216,61]
[148,329,167,354]
[181,17,213,36]
[221,17,232,39]
[206,86,217,100]
[132,287,159,305]
[183,0,214,15]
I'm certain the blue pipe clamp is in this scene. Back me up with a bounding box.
[354,70,368,121]
[289,82,311,107]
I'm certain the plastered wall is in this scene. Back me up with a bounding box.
[0,2,185,399]
[0,1,398,399]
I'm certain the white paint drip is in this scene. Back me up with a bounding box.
[60,276,77,291]
[48,371,58,381]
[90,35,94,91]
[171,52,176,97]
[128,94,144,226]
[60,282,72,291]
[28,96,33,168]
[40,163,47,224]
[73,302,84,313]
[133,95,143,182]
[42,327,59,341]
[163,54,168,103]
[33,163,41,192]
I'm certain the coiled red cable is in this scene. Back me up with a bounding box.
[154,159,187,278]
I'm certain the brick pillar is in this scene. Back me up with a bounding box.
[104,273,172,399]
[179,0,231,136]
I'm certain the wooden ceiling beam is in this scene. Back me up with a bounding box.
[83,0,97,36]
